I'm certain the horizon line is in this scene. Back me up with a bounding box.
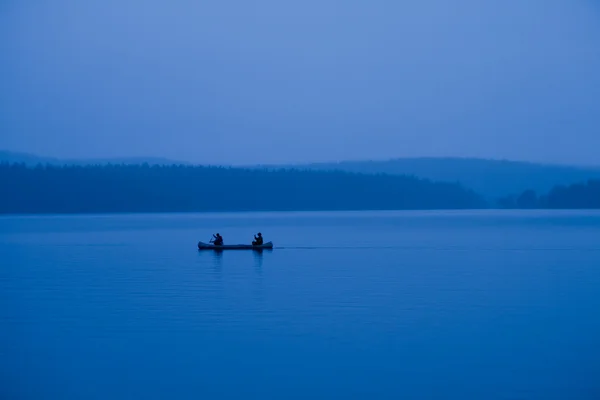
[1,149,599,169]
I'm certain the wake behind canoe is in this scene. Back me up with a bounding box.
[198,241,273,250]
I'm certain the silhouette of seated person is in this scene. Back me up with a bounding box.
[252,232,263,246]
[211,233,223,246]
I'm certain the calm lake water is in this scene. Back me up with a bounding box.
[2,210,600,399]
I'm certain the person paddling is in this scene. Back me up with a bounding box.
[211,233,223,246]
[252,232,263,246]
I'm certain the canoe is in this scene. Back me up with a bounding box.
[198,241,273,250]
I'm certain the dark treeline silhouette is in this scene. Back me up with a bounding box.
[0,163,486,214]
[498,180,600,209]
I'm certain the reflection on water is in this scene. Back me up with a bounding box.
[253,250,263,271]
[210,250,223,278]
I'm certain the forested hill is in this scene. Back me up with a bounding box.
[499,180,600,209]
[274,158,600,199]
[0,163,485,214]
[5,151,600,201]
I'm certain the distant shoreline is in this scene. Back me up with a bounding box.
[2,163,599,213]
[4,208,600,218]
[0,206,488,217]
[0,163,486,214]
[4,151,600,201]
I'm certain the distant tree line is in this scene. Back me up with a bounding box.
[0,163,486,214]
[497,180,600,209]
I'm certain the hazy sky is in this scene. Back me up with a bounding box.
[1,0,600,165]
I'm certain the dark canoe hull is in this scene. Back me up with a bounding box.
[198,241,273,250]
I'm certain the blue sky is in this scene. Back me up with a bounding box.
[1,0,599,165]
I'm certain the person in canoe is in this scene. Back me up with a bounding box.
[252,232,263,246]
[211,233,224,246]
